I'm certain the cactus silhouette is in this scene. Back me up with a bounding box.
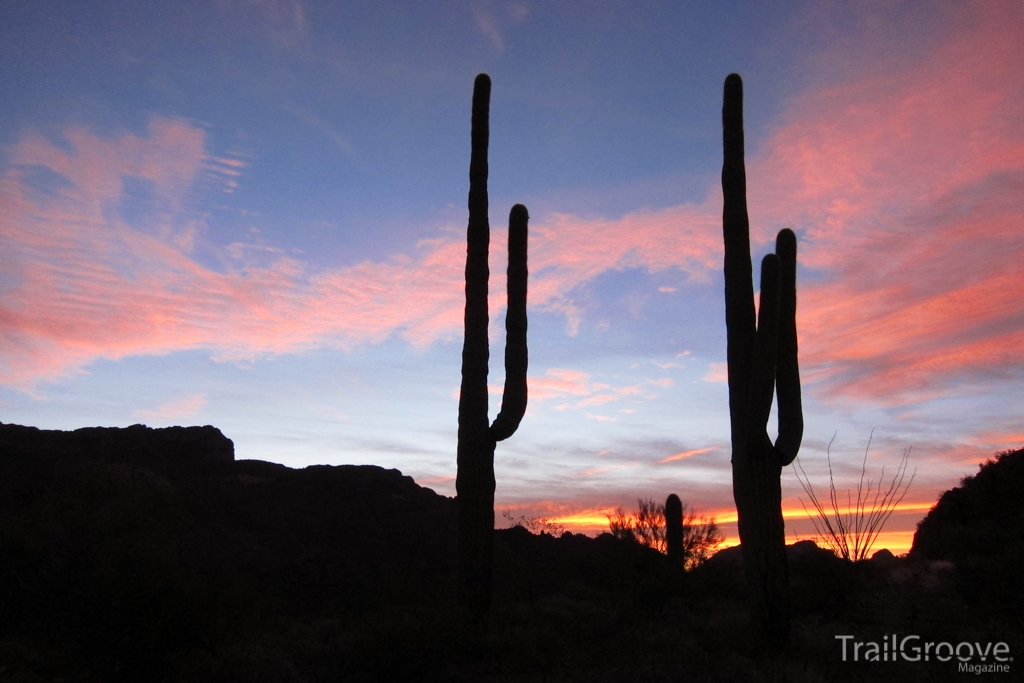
[665,493,684,569]
[721,73,803,646]
[456,73,529,635]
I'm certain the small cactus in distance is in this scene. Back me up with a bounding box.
[456,73,529,636]
[665,493,684,569]
[721,73,804,647]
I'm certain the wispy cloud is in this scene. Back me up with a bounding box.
[0,118,467,386]
[0,108,721,390]
[472,2,530,52]
[659,446,716,464]
[525,368,668,413]
[1,2,1020,410]
[228,0,311,51]
[527,368,594,399]
[473,9,504,51]
[132,393,208,421]
[284,104,356,157]
[746,1,1024,403]
[702,363,727,384]
[975,430,1024,450]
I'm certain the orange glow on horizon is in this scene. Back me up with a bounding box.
[546,509,621,530]
[714,528,916,556]
[531,499,935,529]
[708,500,934,525]
[535,500,931,558]
[538,508,919,557]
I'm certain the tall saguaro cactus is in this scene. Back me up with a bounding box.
[457,73,529,635]
[721,73,803,646]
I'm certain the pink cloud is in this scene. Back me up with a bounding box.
[659,446,716,464]
[0,119,473,386]
[744,1,1024,402]
[3,1,1021,408]
[527,368,593,399]
[525,368,669,413]
[702,362,727,384]
[975,430,1024,450]
[0,112,728,389]
[132,393,209,421]
[578,393,619,407]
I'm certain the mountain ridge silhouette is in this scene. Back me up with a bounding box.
[2,422,1020,681]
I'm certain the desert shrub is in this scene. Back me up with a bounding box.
[500,510,565,536]
[607,498,723,569]
[793,432,915,561]
[912,446,1024,615]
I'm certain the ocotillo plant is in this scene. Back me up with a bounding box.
[665,493,684,569]
[721,73,803,647]
[456,73,529,635]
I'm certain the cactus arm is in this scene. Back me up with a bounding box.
[722,73,757,456]
[773,228,803,465]
[747,254,780,443]
[490,204,529,442]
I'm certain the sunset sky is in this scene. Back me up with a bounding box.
[2,0,1022,553]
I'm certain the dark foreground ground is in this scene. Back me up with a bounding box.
[1,422,1021,682]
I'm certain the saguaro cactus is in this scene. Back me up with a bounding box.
[665,493,684,569]
[456,73,529,634]
[721,73,803,646]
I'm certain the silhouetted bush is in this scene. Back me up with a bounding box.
[793,432,915,560]
[608,497,723,568]
[912,446,1024,615]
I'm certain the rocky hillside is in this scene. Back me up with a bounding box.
[911,445,1024,614]
[0,422,464,680]
[0,422,662,681]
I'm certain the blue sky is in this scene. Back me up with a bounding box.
[2,0,1022,551]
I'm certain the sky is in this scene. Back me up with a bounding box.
[2,0,1022,554]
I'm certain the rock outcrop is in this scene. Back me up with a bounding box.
[911,446,1024,614]
[0,421,234,464]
